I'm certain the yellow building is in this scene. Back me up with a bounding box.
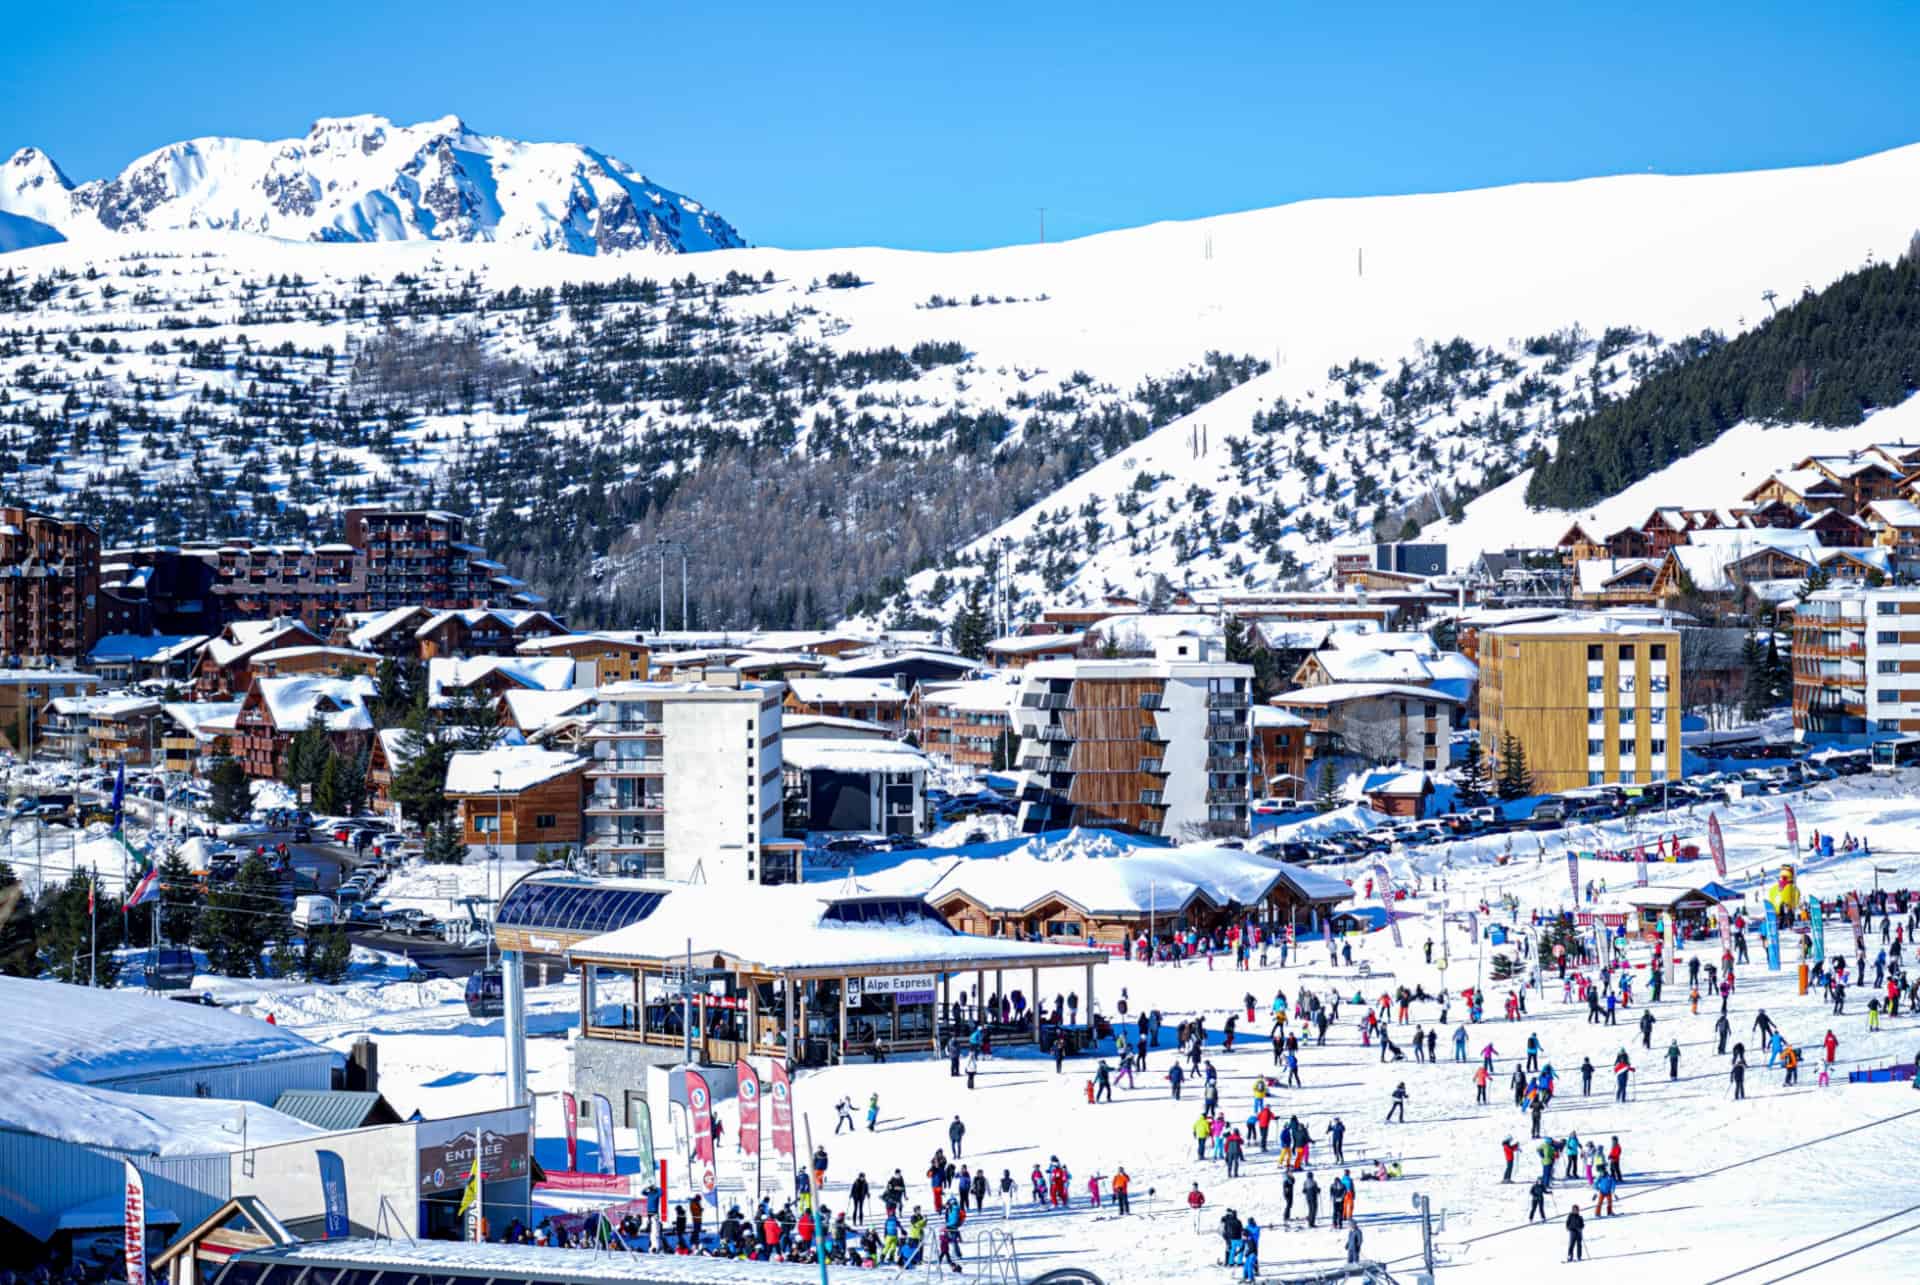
[1478,618,1682,792]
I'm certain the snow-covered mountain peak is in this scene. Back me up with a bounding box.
[0,117,743,255]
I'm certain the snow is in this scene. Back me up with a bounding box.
[568,882,1107,971]
[444,746,587,795]
[778,737,930,775]
[784,677,909,706]
[1271,681,1463,706]
[426,656,579,706]
[0,976,330,1156]
[254,673,376,732]
[2,117,743,256]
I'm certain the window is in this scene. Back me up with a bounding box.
[1878,601,1899,615]
[1620,771,1638,785]
[1587,677,1603,693]
[1618,645,1635,661]
[1651,769,1667,782]
[1423,703,1437,719]
[1587,645,1603,662]
[1618,707,1633,724]
[1618,674,1636,694]
[473,815,498,834]
[535,813,557,829]
[1588,739,1604,755]
[1880,631,1900,645]
[1588,708,1604,724]
[1650,707,1665,724]
[1589,771,1605,786]
[1879,719,1902,732]
[1618,740,1635,757]
[1649,739,1665,755]
[1650,643,1667,661]
[1880,660,1900,674]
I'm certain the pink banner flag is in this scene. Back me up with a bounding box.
[1635,842,1648,888]
[686,1071,717,1202]
[1708,813,1727,879]
[1785,804,1799,851]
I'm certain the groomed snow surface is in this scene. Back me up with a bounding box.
[252,773,1920,1282]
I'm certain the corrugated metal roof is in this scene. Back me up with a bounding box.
[270,1089,391,1132]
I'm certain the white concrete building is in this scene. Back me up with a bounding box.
[584,671,800,884]
[1794,587,1920,744]
[1011,638,1254,838]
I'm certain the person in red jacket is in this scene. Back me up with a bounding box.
[1188,1183,1207,1210]
[1501,1136,1518,1183]
[1825,1029,1840,1064]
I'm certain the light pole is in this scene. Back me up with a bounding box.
[490,768,503,967]
[654,539,689,633]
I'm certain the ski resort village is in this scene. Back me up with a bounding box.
[8,56,1920,1285]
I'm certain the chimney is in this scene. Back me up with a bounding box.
[346,1037,379,1093]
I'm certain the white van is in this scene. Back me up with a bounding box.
[292,895,338,929]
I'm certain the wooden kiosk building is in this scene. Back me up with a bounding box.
[495,873,1109,1078]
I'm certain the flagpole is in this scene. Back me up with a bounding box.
[90,864,98,988]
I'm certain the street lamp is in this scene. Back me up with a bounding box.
[490,767,503,967]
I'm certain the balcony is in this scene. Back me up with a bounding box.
[1031,725,1073,743]
[586,793,666,815]
[1139,790,1166,806]
[1206,788,1247,804]
[1021,754,1069,773]
[1205,755,1245,771]
[1021,692,1069,711]
[1138,758,1166,774]
[1207,691,1250,709]
[1139,726,1169,744]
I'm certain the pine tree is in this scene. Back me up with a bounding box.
[312,752,345,815]
[207,755,251,823]
[282,712,332,790]
[0,862,35,977]
[309,928,353,984]
[948,577,993,660]
[1314,758,1341,812]
[35,871,122,986]
[1456,746,1492,807]
[197,854,287,978]
[439,685,502,752]
[1764,633,1792,706]
[1496,732,1533,801]
[392,723,458,830]
[423,821,468,866]
[155,850,200,946]
[1738,634,1768,722]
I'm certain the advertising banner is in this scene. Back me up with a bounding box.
[123,1163,146,1285]
[562,1091,579,1171]
[686,1070,717,1201]
[1708,813,1727,879]
[315,1150,349,1239]
[592,1094,618,1175]
[769,1058,795,1163]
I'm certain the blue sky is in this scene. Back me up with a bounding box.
[10,2,1920,251]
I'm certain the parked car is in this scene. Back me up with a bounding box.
[382,908,439,936]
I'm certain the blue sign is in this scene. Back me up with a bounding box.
[316,1150,349,1239]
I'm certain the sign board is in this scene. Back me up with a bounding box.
[848,973,937,1005]
[299,784,313,803]
[417,1111,531,1195]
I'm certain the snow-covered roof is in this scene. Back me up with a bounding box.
[1251,705,1309,729]
[1484,612,1678,638]
[911,832,1353,918]
[1306,647,1438,685]
[569,882,1108,972]
[344,606,430,648]
[1089,613,1220,650]
[1575,557,1659,594]
[1865,498,1920,528]
[1363,768,1431,797]
[445,746,587,795]
[251,645,381,666]
[823,649,978,677]
[206,617,317,667]
[500,687,598,732]
[0,977,330,1157]
[917,679,1021,715]
[514,630,648,654]
[88,633,211,664]
[229,1240,838,1282]
[782,714,894,738]
[252,674,376,732]
[786,677,909,706]
[986,631,1086,655]
[164,699,242,738]
[413,607,557,639]
[426,656,578,706]
[1271,681,1462,706]
[1665,528,1827,593]
[780,736,930,775]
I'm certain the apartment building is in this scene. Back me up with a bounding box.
[1269,683,1462,776]
[0,507,99,664]
[211,507,531,632]
[1793,588,1920,744]
[1011,641,1254,838]
[0,669,98,755]
[1477,617,1682,791]
[914,680,1018,771]
[583,672,799,885]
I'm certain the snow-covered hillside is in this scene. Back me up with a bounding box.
[0,115,743,255]
[3,140,1920,624]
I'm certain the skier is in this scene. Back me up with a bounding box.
[1386,1082,1407,1124]
[836,1096,856,1134]
[1329,1116,1346,1164]
[867,1093,881,1132]
[948,1115,966,1158]
[1666,1039,1681,1080]
[1580,1057,1595,1097]
[1566,1203,1586,1262]
[1639,1008,1656,1050]
[1303,1171,1321,1228]
[1346,1220,1364,1265]
[1501,1136,1518,1183]
[1527,1177,1548,1222]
